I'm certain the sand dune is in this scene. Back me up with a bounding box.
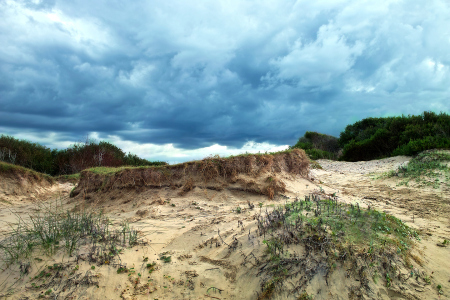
[1,151,449,299]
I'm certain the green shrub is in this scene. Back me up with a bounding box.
[291,131,339,160]
[339,111,450,161]
[392,136,450,156]
[305,149,336,160]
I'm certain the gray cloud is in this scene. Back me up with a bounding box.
[1,0,449,156]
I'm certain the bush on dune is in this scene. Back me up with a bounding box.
[338,111,450,161]
[290,111,450,162]
[291,131,339,160]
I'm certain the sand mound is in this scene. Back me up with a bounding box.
[70,149,309,202]
[0,163,59,205]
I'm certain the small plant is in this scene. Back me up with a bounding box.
[45,289,52,295]
[117,266,128,274]
[69,265,79,275]
[437,284,443,295]
[160,255,171,263]
[236,206,242,214]
[146,262,156,273]
[91,266,95,270]
[385,273,391,287]
[171,203,176,207]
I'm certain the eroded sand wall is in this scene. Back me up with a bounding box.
[71,149,309,199]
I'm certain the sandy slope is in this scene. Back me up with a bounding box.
[0,155,449,300]
[0,173,73,238]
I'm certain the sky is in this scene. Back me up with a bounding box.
[1,0,449,163]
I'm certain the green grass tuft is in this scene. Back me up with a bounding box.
[0,200,139,266]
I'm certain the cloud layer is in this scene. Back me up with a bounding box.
[1,0,449,162]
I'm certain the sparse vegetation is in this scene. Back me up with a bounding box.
[256,194,419,298]
[0,200,140,266]
[388,150,450,188]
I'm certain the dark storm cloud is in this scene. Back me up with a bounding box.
[1,0,449,154]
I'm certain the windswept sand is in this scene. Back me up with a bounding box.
[1,154,449,300]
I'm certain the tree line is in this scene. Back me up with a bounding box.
[2,111,449,174]
[291,111,450,161]
[0,135,166,176]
